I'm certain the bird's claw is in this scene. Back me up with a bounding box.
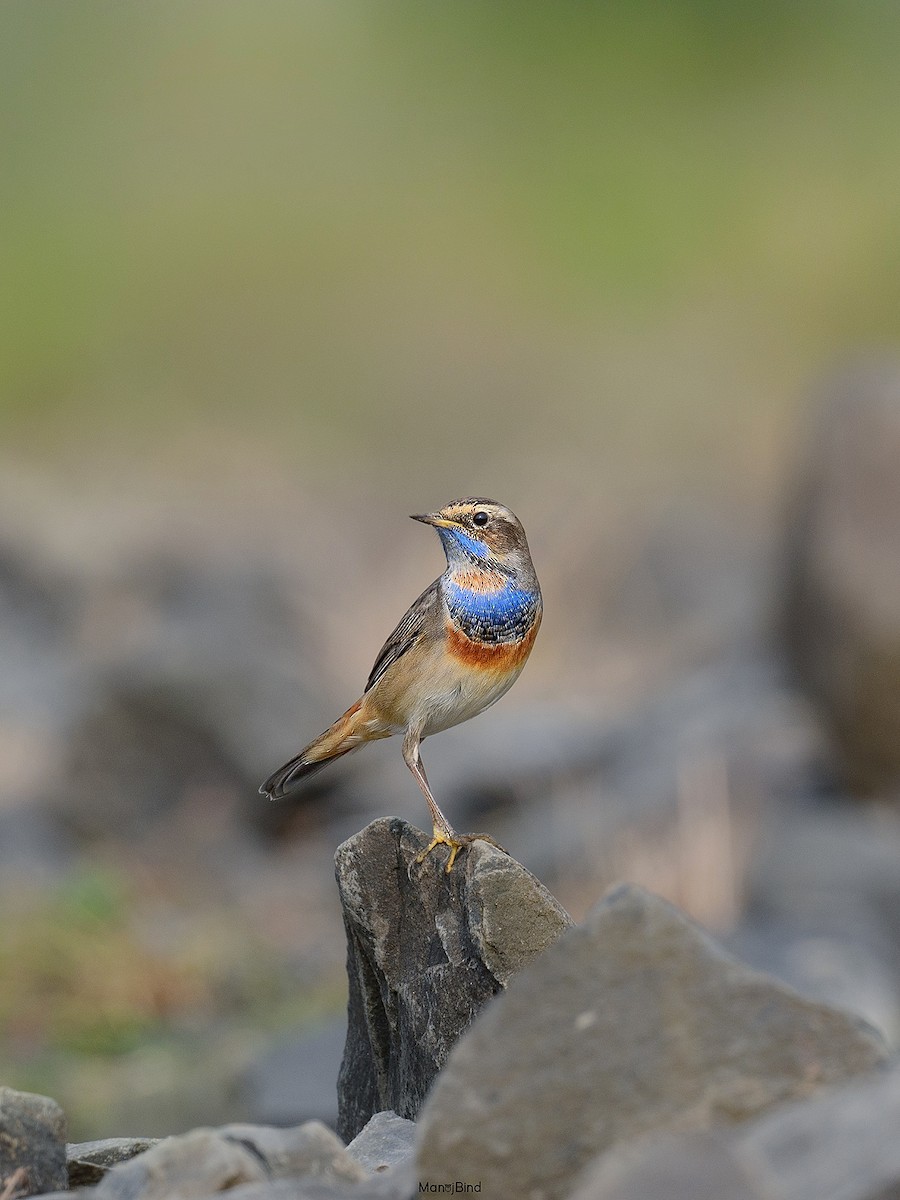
[414,830,508,873]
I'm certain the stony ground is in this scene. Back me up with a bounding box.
[2,821,898,1199]
[0,361,899,1189]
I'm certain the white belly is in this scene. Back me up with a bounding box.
[413,658,523,738]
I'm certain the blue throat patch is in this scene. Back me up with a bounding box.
[444,575,539,644]
[437,526,491,561]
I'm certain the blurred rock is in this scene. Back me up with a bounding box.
[48,684,257,842]
[742,803,900,1043]
[573,1058,900,1200]
[3,541,332,843]
[217,1122,366,1187]
[571,1131,762,1200]
[0,1087,67,1198]
[345,1111,415,1176]
[92,1122,367,1200]
[0,538,84,824]
[0,472,349,826]
[84,1118,393,1200]
[67,1138,159,1187]
[334,817,573,1140]
[605,500,769,645]
[783,357,900,795]
[240,1019,345,1130]
[728,920,899,1048]
[733,1060,900,1200]
[415,884,887,1200]
[0,804,73,884]
[0,540,75,646]
[93,1129,268,1200]
[224,1169,414,1200]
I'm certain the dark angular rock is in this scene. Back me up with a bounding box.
[0,1087,67,1197]
[415,884,888,1200]
[67,1138,159,1187]
[335,817,573,1140]
[783,356,900,795]
[345,1111,415,1175]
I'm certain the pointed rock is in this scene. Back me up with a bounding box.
[335,817,573,1140]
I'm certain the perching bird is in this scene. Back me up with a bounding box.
[260,498,542,871]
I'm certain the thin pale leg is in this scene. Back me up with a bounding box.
[402,728,457,848]
[401,729,506,872]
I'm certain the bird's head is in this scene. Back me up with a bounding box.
[410,498,535,581]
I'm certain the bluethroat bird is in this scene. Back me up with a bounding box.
[260,499,542,871]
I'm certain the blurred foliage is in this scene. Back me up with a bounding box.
[1,1,899,492]
[0,863,343,1134]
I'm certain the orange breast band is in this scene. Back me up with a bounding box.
[445,615,540,671]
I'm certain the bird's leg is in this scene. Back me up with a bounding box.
[402,729,460,868]
[402,730,506,872]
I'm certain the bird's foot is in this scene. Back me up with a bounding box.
[415,829,508,873]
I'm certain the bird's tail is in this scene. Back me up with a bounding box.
[260,699,381,800]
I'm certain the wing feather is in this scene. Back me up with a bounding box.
[364,579,441,693]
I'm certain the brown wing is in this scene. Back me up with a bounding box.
[364,579,441,693]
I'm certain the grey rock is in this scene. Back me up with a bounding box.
[743,804,900,1043]
[335,817,572,1140]
[91,1122,368,1200]
[728,920,900,1046]
[240,1019,345,1130]
[0,1087,67,1197]
[223,1161,416,1200]
[94,1128,268,1200]
[0,538,76,647]
[0,804,73,885]
[346,1111,416,1175]
[67,1138,159,1187]
[0,537,82,772]
[10,1194,71,1200]
[49,682,258,841]
[783,357,900,794]
[218,1122,366,1186]
[415,884,887,1200]
[735,1060,900,1200]
[748,805,900,937]
[570,1131,765,1200]
[39,552,328,844]
[574,1058,900,1200]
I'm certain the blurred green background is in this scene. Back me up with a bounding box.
[5,1,900,498]
[3,0,900,1138]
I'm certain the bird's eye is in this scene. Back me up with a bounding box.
[472,510,489,527]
